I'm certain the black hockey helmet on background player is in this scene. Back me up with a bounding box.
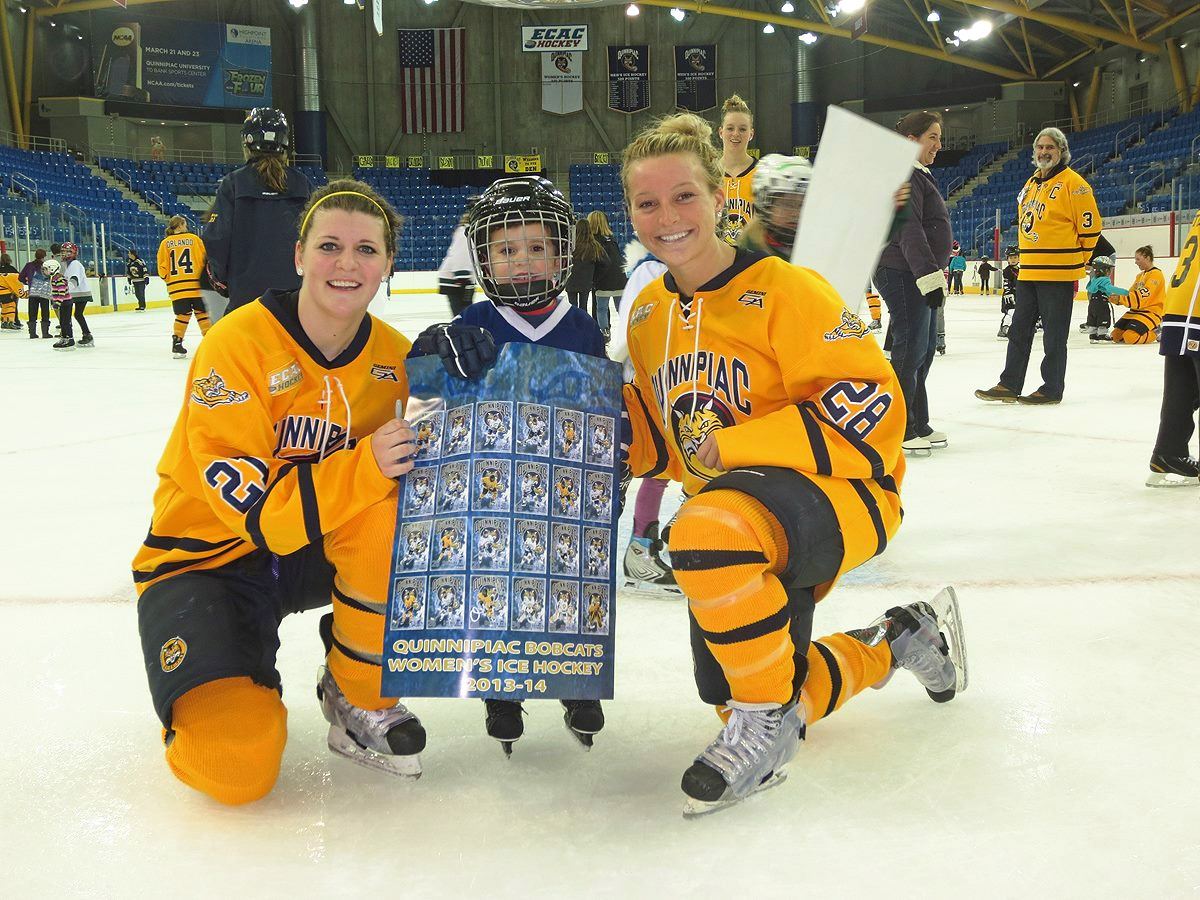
[750,153,813,257]
[242,108,290,154]
[465,176,575,312]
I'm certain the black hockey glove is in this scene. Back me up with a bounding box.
[414,323,497,379]
[925,287,945,309]
[617,459,632,516]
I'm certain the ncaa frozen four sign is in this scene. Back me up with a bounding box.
[522,26,589,52]
[383,343,621,702]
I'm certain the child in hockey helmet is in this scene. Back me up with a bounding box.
[465,176,575,311]
[746,154,813,258]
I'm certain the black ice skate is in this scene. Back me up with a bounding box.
[1146,453,1200,488]
[52,337,75,351]
[484,698,525,756]
[561,699,604,749]
[172,336,187,358]
[77,334,94,348]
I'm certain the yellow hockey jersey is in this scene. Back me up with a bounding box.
[722,160,757,246]
[1116,266,1165,320]
[623,251,905,588]
[1161,210,1200,357]
[157,231,208,303]
[132,290,411,593]
[1016,164,1101,281]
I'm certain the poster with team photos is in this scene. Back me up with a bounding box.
[384,343,622,701]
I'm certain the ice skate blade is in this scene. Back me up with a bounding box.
[564,723,596,751]
[1145,473,1199,488]
[902,447,933,457]
[926,586,969,695]
[327,725,422,779]
[682,770,788,818]
[621,577,683,596]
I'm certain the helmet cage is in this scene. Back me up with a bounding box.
[466,177,574,311]
[752,154,813,254]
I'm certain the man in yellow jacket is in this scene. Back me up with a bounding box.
[976,127,1101,404]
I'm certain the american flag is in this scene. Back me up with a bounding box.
[398,28,464,134]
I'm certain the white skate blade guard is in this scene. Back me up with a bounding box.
[327,726,422,779]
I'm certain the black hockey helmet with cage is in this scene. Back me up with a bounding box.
[465,176,575,311]
[242,108,290,154]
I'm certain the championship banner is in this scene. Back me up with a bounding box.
[674,45,716,112]
[541,50,583,116]
[608,45,649,114]
[93,17,271,108]
[382,343,623,702]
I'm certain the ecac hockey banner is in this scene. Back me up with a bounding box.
[382,343,623,702]
[608,45,649,114]
[674,45,716,112]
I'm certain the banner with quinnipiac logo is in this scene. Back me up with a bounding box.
[382,343,622,702]
[608,45,649,114]
[541,50,583,116]
[674,45,716,112]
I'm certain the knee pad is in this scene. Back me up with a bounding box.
[165,677,287,805]
[668,489,786,608]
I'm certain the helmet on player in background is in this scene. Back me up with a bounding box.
[242,108,290,154]
[1005,246,1019,261]
[752,154,813,257]
[1091,254,1116,274]
[60,242,79,261]
[465,176,575,312]
[42,258,61,276]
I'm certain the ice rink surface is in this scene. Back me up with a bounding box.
[3,291,1198,899]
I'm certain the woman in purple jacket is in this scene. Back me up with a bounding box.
[873,110,952,456]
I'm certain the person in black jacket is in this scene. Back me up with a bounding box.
[564,217,604,314]
[126,249,149,310]
[587,210,627,340]
[873,110,952,456]
[203,108,313,313]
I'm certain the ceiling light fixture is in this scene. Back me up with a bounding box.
[927,10,940,22]
[781,1,795,12]
[763,23,775,33]
[670,7,685,20]
[626,3,640,16]
[799,32,817,44]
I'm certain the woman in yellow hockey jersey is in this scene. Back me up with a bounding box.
[1110,245,1166,345]
[156,215,210,359]
[620,113,967,815]
[132,180,429,805]
[718,94,757,246]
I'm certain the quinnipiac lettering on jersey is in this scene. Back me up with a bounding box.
[274,414,357,460]
[650,351,752,416]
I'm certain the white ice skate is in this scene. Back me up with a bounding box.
[857,586,969,701]
[680,700,806,817]
[317,667,425,778]
[901,436,933,457]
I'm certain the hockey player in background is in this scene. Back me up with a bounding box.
[1146,211,1200,486]
[409,175,607,754]
[132,180,433,805]
[1108,246,1165,345]
[157,216,211,358]
[998,247,1019,339]
[1083,255,1126,342]
[718,94,757,246]
[618,112,967,815]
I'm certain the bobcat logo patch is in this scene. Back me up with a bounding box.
[823,309,869,342]
[191,368,249,408]
[160,637,187,673]
[671,393,734,479]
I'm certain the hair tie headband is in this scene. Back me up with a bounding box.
[300,190,391,239]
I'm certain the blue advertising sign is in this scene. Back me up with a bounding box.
[93,18,271,108]
[382,343,623,702]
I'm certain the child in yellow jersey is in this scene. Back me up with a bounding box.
[132,180,429,805]
[620,112,968,815]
